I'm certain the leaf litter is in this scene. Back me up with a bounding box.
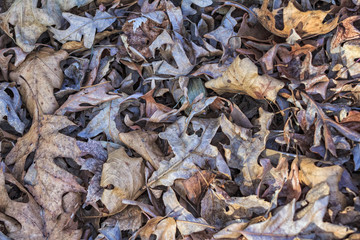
[1,0,360,239]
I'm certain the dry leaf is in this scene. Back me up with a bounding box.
[220,109,273,195]
[50,10,116,49]
[201,188,270,228]
[100,147,145,214]
[299,157,347,212]
[78,93,142,143]
[0,82,25,134]
[254,0,339,38]
[5,115,86,217]
[119,130,165,169]
[241,196,353,239]
[205,56,284,102]
[55,81,121,115]
[163,187,210,235]
[9,48,68,116]
[147,116,230,187]
[0,0,92,52]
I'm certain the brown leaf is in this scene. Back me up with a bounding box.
[147,117,230,187]
[100,147,145,214]
[205,56,284,102]
[299,157,347,212]
[163,187,211,235]
[254,0,339,38]
[0,167,44,239]
[331,16,360,49]
[299,93,360,156]
[9,48,68,116]
[55,81,121,115]
[119,130,165,169]
[5,115,85,217]
[141,89,173,120]
[220,109,273,195]
[0,0,92,52]
[175,170,215,205]
[241,196,353,239]
[201,187,270,228]
[0,47,28,81]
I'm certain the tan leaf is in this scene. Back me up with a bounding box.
[147,117,230,187]
[5,115,85,217]
[50,11,116,49]
[299,157,347,211]
[201,187,270,228]
[55,81,121,115]
[0,0,92,52]
[241,196,353,239]
[254,0,339,38]
[220,109,273,195]
[119,130,165,169]
[0,168,44,239]
[205,56,284,102]
[9,48,68,117]
[100,147,145,214]
[163,188,211,235]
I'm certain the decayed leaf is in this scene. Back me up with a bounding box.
[5,115,86,217]
[254,0,339,38]
[181,0,212,15]
[55,81,121,115]
[0,82,25,134]
[0,167,44,239]
[119,130,165,169]
[154,39,194,76]
[9,48,68,116]
[241,196,353,239]
[341,40,360,78]
[50,10,116,49]
[100,147,145,214]
[0,0,92,52]
[130,216,176,240]
[205,56,284,102]
[0,47,28,81]
[220,109,273,195]
[147,116,230,187]
[78,93,142,143]
[299,93,360,156]
[331,16,360,49]
[163,188,210,235]
[77,140,108,209]
[175,170,215,205]
[201,187,270,228]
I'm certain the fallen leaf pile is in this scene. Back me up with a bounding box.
[1,0,360,239]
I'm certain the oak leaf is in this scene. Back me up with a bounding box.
[254,0,339,38]
[100,147,145,214]
[0,0,92,52]
[205,56,284,102]
[5,115,86,217]
[9,48,68,117]
[147,116,230,187]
